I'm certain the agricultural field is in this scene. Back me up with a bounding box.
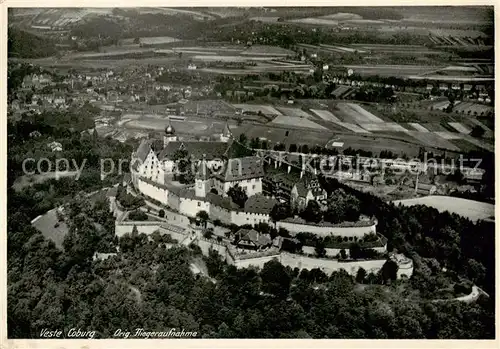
[359,123,409,132]
[233,104,282,116]
[335,122,371,134]
[452,102,493,116]
[336,103,385,123]
[448,122,471,134]
[231,124,334,148]
[407,123,430,132]
[331,85,352,98]
[288,18,339,26]
[343,64,441,78]
[270,115,328,130]
[139,36,181,45]
[183,100,236,115]
[433,131,462,140]
[329,134,421,157]
[350,44,446,56]
[310,109,342,123]
[405,131,460,151]
[320,13,362,20]
[276,107,314,119]
[393,196,494,222]
[241,45,294,56]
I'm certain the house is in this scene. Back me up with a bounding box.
[415,182,437,196]
[290,176,327,210]
[188,63,197,70]
[234,228,272,251]
[48,141,63,152]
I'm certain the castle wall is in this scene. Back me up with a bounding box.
[301,244,387,257]
[209,204,232,225]
[179,197,210,218]
[231,210,271,226]
[279,252,387,276]
[138,179,168,205]
[276,220,377,238]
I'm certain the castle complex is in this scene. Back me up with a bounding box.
[126,119,413,278]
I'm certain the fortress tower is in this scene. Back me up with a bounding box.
[164,117,178,147]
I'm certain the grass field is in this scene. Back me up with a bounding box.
[231,124,334,148]
[122,116,234,136]
[393,196,494,222]
[270,115,328,130]
[13,171,79,192]
[32,208,69,248]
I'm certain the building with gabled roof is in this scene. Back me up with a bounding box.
[234,228,273,251]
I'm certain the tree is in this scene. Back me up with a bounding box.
[381,260,399,283]
[203,229,213,239]
[260,259,291,299]
[356,267,367,283]
[158,209,165,218]
[196,210,209,229]
[227,184,248,208]
[270,203,292,224]
[300,200,322,223]
[133,37,140,44]
[470,125,485,138]
[315,238,326,258]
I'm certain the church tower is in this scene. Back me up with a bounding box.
[195,160,209,198]
[164,117,178,147]
[220,121,231,143]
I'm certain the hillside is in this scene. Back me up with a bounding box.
[8,28,56,58]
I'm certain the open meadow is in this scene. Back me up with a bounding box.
[393,196,494,222]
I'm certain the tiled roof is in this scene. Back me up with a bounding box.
[159,141,229,161]
[294,182,308,197]
[135,139,153,162]
[219,156,264,182]
[206,192,239,210]
[244,194,277,215]
[236,228,272,247]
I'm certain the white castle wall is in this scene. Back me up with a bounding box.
[301,244,387,257]
[209,204,232,225]
[179,197,210,217]
[138,179,168,204]
[279,252,387,275]
[231,211,271,226]
[115,221,161,237]
[276,220,377,238]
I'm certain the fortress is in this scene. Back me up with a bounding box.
[122,120,414,278]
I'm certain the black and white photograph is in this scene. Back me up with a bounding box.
[4,4,496,343]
